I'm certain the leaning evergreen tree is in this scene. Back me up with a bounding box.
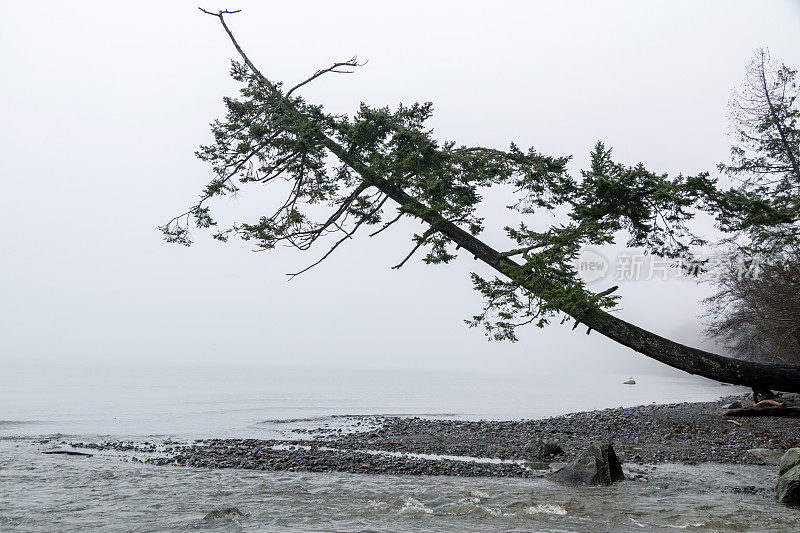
[163,10,800,392]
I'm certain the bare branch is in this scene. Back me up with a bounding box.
[392,228,436,270]
[201,8,281,97]
[287,194,388,279]
[369,211,404,237]
[286,56,368,98]
[198,8,242,16]
[317,182,372,234]
[256,151,302,183]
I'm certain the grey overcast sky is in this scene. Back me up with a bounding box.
[1,1,799,376]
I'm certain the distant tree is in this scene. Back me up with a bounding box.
[162,10,800,392]
[715,48,800,258]
[704,48,800,364]
[705,249,800,364]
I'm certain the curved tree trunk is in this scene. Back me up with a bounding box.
[210,12,800,393]
[364,175,800,393]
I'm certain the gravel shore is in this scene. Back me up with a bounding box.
[300,394,800,466]
[64,394,800,478]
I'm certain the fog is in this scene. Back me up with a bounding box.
[2,1,799,377]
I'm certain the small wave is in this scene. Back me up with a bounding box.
[629,516,648,528]
[525,504,567,516]
[398,497,433,515]
[366,499,389,511]
[478,505,505,517]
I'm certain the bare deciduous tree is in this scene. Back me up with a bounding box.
[705,249,800,364]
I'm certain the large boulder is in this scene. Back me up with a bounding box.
[777,448,800,504]
[548,442,624,486]
[780,448,800,476]
[522,437,564,462]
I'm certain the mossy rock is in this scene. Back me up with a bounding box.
[523,438,564,461]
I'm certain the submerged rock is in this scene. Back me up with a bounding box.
[777,448,800,504]
[523,438,564,461]
[548,442,624,486]
[204,507,246,521]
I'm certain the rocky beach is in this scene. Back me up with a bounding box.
[57,394,800,479]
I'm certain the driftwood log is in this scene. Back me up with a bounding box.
[725,399,800,417]
[42,450,93,456]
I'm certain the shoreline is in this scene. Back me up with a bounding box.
[294,393,800,466]
[56,393,800,479]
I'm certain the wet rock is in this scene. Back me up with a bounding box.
[522,438,563,461]
[597,442,625,482]
[204,507,246,521]
[723,401,742,410]
[623,379,636,385]
[746,448,783,465]
[548,442,624,486]
[780,448,800,476]
[777,448,800,504]
[777,466,800,504]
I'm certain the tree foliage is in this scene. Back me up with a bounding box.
[716,48,800,258]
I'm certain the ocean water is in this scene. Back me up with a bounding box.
[0,363,742,439]
[4,362,799,531]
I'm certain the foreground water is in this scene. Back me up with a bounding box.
[2,440,798,532]
[4,363,799,531]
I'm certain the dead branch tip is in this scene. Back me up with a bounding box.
[286,56,369,98]
[198,7,242,17]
